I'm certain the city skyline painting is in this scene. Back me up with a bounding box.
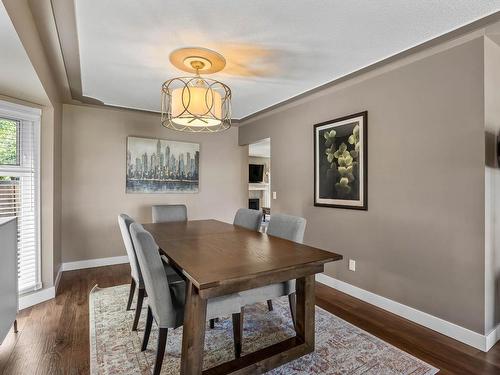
[126,136,199,193]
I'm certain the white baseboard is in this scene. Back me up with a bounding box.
[61,255,129,271]
[19,287,55,310]
[18,257,128,310]
[316,273,499,352]
[485,325,500,351]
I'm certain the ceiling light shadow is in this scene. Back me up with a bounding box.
[215,43,282,77]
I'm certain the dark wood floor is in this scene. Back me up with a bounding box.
[0,264,499,374]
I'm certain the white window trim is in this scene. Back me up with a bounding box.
[0,100,42,294]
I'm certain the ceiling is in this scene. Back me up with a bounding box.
[0,2,48,105]
[74,0,500,119]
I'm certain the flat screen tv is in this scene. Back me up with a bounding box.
[249,164,264,183]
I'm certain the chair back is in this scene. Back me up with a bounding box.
[267,213,306,243]
[152,204,187,223]
[130,223,178,328]
[233,208,263,231]
[118,214,143,286]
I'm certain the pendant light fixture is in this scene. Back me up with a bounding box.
[161,47,231,132]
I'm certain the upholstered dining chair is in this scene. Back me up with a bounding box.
[152,204,187,223]
[233,208,263,231]
[118,214,182,331]
[130,223,246,374]
[208,208,264,330]
[207,208,263,330]
[240,213,306,328]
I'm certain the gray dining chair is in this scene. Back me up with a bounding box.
[233,208,263,231]
[152,204,187,223]
[130,223,246,374]
[240,213,306,328]
[267,213,306,243]
[118,214,182,331]
[208,208,264,330]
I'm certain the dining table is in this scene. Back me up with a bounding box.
[142,219,342,375]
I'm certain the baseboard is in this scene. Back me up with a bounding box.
[316,273,499,352]
[18,287,55,310]
[485,324,500,351]
[61,255,129,271]
[18,257,128,310]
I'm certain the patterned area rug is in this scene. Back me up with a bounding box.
[89,284,439,374]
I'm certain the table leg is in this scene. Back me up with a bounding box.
[181,280,207,375]
[202,274,317,375]
[295,275,315,350]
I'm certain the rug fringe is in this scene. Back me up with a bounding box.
[90,284,100,294]
[89,284,99,375]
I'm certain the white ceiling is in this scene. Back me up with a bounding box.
[0,3,48,105]
[75,0,500,119]
[249,138,270,158]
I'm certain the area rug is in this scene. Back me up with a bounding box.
[89,284,439,374]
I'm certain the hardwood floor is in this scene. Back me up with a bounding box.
[315,283,500,375]
[0,265,130,375]
[0,264,499,374]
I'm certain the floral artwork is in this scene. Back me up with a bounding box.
[314,112,367,210]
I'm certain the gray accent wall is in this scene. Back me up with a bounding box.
[239,38,487,333]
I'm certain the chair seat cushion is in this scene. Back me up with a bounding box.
[166,279,242,322]
[163,263,184,284]
[161,257,242,322]
[239,279,296,306]
[160,261,186,328]
[207,293,243,320]
[168,281,186,328]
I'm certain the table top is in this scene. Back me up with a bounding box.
[143,220,342,293]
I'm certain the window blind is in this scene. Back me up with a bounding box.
[0,114,40,294]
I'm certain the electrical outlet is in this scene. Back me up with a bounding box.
[272,191,277,199]
[348,259,356,272]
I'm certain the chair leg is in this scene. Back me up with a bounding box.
[209,318,215,329]
[232,308,244,358]
[132,288,145,331]
[288,292,297,331]
[267,299,273,311]
[141,306,153,351]
[126,278,136,311]
[153,328,168,375]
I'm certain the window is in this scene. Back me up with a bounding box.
[0,118,19,165]
[0,101,41,294]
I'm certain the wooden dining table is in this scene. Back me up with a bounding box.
[143,219,342,375]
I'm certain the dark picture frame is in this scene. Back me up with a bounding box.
[314,111,368,210]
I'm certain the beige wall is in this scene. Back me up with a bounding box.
[484,36,500,333]
[3,0,63,289]
[38,102,62,288]
[61,104,246,262]
[239,38,486,333]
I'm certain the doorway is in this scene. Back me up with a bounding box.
[248,138,271,226]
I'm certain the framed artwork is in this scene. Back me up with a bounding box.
[126,136,199,193]
[314,111,367,210]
